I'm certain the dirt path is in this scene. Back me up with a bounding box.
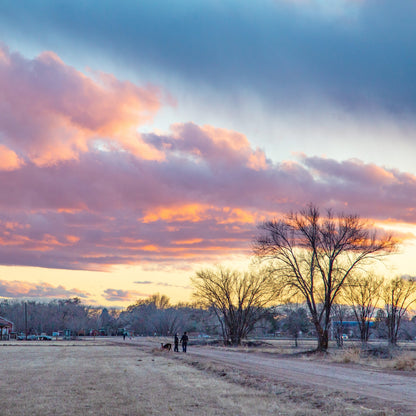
[126,338,416,412]
[189,347,416,407]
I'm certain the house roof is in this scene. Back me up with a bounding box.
[0,316,13,327]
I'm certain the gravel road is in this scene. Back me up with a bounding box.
[189,347,416,408]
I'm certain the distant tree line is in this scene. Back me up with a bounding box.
[0,298,119,337]
[0,294,217,339]
[1,278,415,346]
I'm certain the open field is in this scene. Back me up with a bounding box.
[1,338,415,415]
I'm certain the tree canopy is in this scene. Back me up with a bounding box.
[191,266,278,345]
[254,204,397,351]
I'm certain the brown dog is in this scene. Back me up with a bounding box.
[161,343,172,351]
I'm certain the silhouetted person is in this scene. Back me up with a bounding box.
[180,331,189,353]
[174,333,179,352]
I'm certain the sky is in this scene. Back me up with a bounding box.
[0,0,415,307]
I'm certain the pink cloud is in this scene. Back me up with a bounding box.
[152,122,269,170]
[0,144,415,271]
[1,44,416,272]
[0,44,165,165]
[0,279,89,298]
[302,156,416,221]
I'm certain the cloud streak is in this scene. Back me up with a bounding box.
[103,289,149,302]
[134,281,191,289]
[0,280,89,299]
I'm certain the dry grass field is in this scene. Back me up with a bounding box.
[0,339,292,416]
[0,338,415,415]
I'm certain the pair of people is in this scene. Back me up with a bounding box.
[174,332,189,353]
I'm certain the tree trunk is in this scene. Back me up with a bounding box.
[360,321,370,344]
[316,326,329,352]
[310,312,329,352]
[387,309,398,345]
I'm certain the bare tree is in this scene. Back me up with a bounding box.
[125,294,172,335]
[383,276,416,345]
[123,294,194,336]
[150,307,182,336]
[146,294,171,310]
[255,204,396,352]
[342,273,383,344]
[191,266,278,345]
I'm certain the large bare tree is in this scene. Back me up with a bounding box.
[191,266,277,345]
[254,204,396,351]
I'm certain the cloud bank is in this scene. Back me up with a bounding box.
[0,45,415,272]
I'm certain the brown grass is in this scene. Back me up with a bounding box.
[330,347,362,364]
[0,340,314,416]
[327,343,416,371]
[0,339,413,416]
[387,351,416,371]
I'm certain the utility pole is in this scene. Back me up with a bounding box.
[25,302,28,340]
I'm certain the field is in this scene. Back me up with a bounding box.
[0,338,415,415]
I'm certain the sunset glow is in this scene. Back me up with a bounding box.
[0,1,415,306]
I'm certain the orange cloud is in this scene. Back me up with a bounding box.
[173,238,203,245]
[142,204,210,223]
[140,245,160,252]
[142,204,260,225]
[216,207,256,224]
[0,144,24,171]
[66,235,80,244]
[0,231,81,252]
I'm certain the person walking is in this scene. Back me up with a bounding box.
[180,331,189,353]
[174,333,179,352]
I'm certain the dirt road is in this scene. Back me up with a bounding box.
[128,338,416,412]
[189,347,416,407]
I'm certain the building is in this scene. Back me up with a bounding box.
[0,316,13,340]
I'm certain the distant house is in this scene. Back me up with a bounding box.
[0,316,13,340]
